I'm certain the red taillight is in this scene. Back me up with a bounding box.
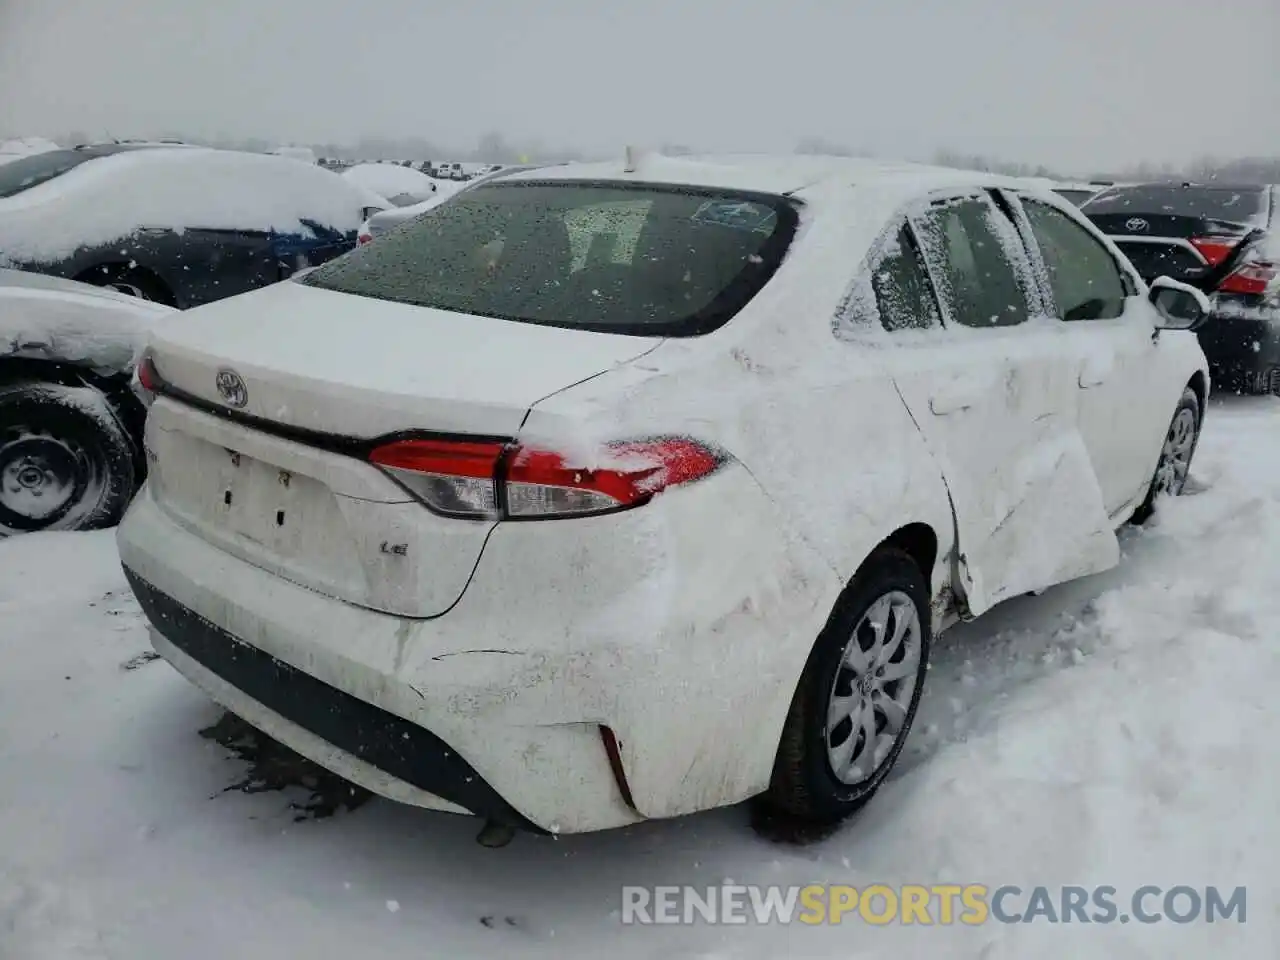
[1219,259,1279,296]
[1190,236,1238,267]
[505,437,721,518]
[357,232,372,245]
[367,435,721,520]
[369,439,506,519]
[136,353,160,393]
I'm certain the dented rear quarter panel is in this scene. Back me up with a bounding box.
[514,199,958,818]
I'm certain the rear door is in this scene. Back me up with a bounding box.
[877,192,1118,615]
[1081,184,1270,288]
[1009,192,1169,517]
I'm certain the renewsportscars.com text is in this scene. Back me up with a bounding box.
[620,884,1247,926]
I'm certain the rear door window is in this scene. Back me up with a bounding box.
[1021,199,1131,321]
[911,195,1033,328]
[871,226,943,332]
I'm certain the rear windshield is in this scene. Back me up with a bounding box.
[1082,185,1268,225]
[0,149,98,199]
[301,180,797,336]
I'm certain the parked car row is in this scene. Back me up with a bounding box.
[98,154,1215,840]
[0,141,395,533]
[320,157,497,181]
[1078,182,1279,393]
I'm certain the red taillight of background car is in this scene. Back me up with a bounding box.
[1190,236,1238,267]
[136,352,161,394]
[367,436,722,520]
[1218,258,1279,297]
[1190,235,1278,298]
[357,232,372,245]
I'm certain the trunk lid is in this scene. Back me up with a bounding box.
[143,279,659,617]
[146,279,657,437]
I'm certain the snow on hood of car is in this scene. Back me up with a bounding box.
[0,148,374,266]
[341,163,437,202]
[0,268,174,374]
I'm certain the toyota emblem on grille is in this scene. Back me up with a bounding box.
[214,368,248,408]
[1125,217,1150,232]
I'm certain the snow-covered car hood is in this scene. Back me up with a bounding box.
[341,164,438,206]
[0,268,175,374]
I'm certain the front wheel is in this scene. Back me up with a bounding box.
[1130,386,1202,525]
[0,382,137,536]
[763,548,932,826]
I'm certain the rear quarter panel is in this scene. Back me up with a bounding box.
[517,206,958,814]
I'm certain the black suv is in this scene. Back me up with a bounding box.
[1082,183,1278,393]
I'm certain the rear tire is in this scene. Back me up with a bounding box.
[763,548,931,825]
[0,382,136,536]
[1130,386,1201,525]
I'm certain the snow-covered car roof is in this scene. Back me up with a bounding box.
[0,147,378,265]
[495,152,1034,199]
[0,267,174,374]
[341,163,437,206]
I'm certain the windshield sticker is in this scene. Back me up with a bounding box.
[692,200,777,234]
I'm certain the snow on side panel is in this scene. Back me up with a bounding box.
[0,284,172,374]
[977,427,1120,609]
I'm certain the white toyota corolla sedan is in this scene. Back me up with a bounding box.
[117,154,1211,836]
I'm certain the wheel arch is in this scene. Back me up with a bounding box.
[0,356,148,481]
[1187,369,1208,415]
[863,522,938,589]
[73,261,178,307]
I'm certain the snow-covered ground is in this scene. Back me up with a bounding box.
[2,395,1276,959]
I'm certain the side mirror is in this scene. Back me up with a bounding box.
[1148,276,1212,332]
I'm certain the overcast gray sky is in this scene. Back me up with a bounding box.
[2,0,1277,173]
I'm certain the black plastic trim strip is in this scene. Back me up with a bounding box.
[124,567,546,833]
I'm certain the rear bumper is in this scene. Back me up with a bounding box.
[117,466,837,833]
[125,568,544,831]
[1197,309,1280,394]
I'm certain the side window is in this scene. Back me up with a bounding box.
[1021,199,1130,322]
[871,226,942,332]
[911,196,1032,328]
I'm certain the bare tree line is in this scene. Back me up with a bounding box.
[46,127,1280,184]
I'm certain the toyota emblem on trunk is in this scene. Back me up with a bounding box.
[215,368,248,408]
[1125,217,1150,232]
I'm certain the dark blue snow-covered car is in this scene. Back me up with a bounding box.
[0,142,386,307]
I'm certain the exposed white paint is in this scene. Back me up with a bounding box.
[118,155,1211,833]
